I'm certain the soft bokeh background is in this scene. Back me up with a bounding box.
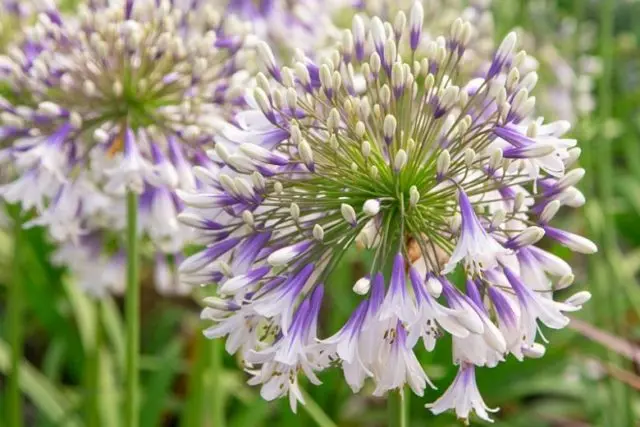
[1,0,640,426]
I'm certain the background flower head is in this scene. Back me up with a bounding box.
[0,0,251,295]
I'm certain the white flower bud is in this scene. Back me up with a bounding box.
[327,108,341,131]
[394,149,408,171]
[506,67,520,91]
[513,192,526,212]
[363,199,380,216]
[513,50,527,69]
[383,39,397,70]
[313,224,325,241]
[353,277,371,295]
[234,178,255,199]
[289,124,302,145]
[409,1,424,50]
[290,203,300,221]
[522,343,546,359]
[496,32,517,60]
[556,168,585,191]
[252,172,266,192]
[409,186,420,207]
[540,200,561,223]
[380,85,391,107]
[464,148,476,167]
[361,140,371,158]
[491,209,506,230]
[242,210,254,227]
[370,16,386,48]
[69,112,82,129]
[566,147,581,167]
[341,203,357,227]
[218,174,238,196]
[384,115,397,142]
[285,88,298,111]
[256,41,277,73]
[369,52,381,74]
[440,85,460,109]
[298,139,314,170]
[320,64,333,90]
[437,149,451,176]
[202,297,229,311]
[407,138,416,153]
[489,147,503,171]
[556,274,575,290]
[214,143,230,162]
[352,15,365,48]
[426,274,442,297]
[281,67,295,87]
[253,88,272,118]
[295,62,311,88]
[38,101,63,117]
[94,129,110,144]
[510,226,545,248]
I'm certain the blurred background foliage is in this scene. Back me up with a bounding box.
[2,0,640,426]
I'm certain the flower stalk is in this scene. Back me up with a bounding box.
[125,190,140,427]
[7,206,24,427]
[388,389,408,427]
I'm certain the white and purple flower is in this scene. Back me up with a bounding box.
[177,2,594,422]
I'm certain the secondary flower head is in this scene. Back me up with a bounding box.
[0,0,250,253]
[179,2,595,421]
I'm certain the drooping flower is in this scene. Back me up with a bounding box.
[427,363,499,423]
[179,3,594,421]
[0,0,250,294]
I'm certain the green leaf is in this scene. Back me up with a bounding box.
[140,338,183,427]
[0,338,82,427]
[101,296,126,374]
[99,350,121,427]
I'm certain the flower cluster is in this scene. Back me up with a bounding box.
[0,0,250,295]
[178,2,595,421]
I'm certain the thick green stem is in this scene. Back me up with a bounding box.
[85,300,102,427]
[388,389,408,427]
[124,191,140,427]
[7,208,24,427]
[209,339,225,427]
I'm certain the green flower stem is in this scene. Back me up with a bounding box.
[388,388,408,427]
[299,389,338,427]
[591,0,632,424]
[7,207,24,427]
[85,300,102,427]
[125,190,140,427]
[209,339,225,427]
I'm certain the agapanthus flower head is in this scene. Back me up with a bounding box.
[180,2,595,421]
[0,0,250,254]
